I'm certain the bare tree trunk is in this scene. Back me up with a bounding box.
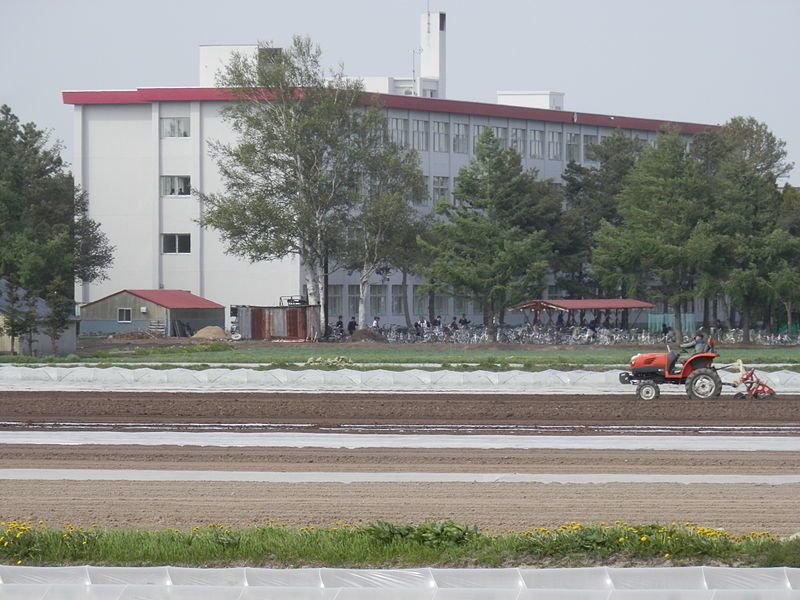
[358,274,370,329]
[702,297,709,329]
[401,270,412,328]
[322,253,329,336]
[484,300,497,343]
[741,310,751,344]
[427,290,435,323]
[785,301,793,337]
[673,301,683,343]
[304,263,322,341]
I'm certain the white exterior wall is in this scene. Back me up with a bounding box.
[199,45,257,87]
[74,95,663,327]
[75,100,301,322]
[419,12,446,98]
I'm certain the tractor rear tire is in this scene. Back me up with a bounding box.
[686,368,722,400]
[636,382,660,401]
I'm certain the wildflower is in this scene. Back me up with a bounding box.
[617,537,626,543]
[640,535,648,542]
[664,553,671,558]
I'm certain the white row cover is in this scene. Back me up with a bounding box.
[3,431,799,452]
[0,366,796,394]
[1,567,799,594]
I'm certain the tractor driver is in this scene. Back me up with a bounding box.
[681,332,707,354]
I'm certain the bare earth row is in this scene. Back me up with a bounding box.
[1,391,798,535]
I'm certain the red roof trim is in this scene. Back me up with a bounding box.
[62,88,715,134]
[518,299,656,311]
[81,289,224,310]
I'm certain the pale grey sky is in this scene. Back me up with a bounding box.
[1,0,798,183]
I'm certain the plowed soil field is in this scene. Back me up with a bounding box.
[1,391,799,534]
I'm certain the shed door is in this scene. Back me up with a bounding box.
[286,308,299,338]
[251,309,264,340]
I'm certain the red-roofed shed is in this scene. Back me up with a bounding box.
[514,298,655,328]
[516,299,655,312]
[80,290,225,337]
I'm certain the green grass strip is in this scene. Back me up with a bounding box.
[2,520,798,568]
[2,344,799,370]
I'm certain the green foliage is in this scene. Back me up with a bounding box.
[558,132,645,296]
[365,520,478,548]
[339,124,426,326]
[420,129,552,340]
[593,128,706,339]
[0,105,113,352]
[696,118,796,341]
[2,520,796,568]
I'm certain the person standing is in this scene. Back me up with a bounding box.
[347,317,357,336]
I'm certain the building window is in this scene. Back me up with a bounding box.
[452,123,468,154]
[510,128,526,155]
[472,125,488,152]
[160,117,190,138]
[434,293,449,317]
[389,117,408,148]
[160,176,191,196]
[347,284,360,318]
[162,233,191,254]
[491,126,508,148]
[432,121,449,152]
[547,131,562,160]
[327,284,343,318]
[117,308,132,323]
[566,133,580,163]
[412,119,429,151]
[453,295,470,316]
[583,135,598,161]
[413,285,427,317]
[391,285,405,315]
[370,284,387,316]
[529,129,544,159]
[432,176,449,204]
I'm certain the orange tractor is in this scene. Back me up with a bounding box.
[619,342,722,400]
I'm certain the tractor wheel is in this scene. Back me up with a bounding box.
[686,368,722,400]
[636,382,660,401]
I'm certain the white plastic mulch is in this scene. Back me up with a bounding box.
[0,565,799,598]
[0,365,798,394]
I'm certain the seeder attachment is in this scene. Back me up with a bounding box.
[731,359,776,399]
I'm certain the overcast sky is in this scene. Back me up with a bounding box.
[1,0,798,183]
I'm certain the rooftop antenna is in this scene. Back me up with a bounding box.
[411,46,422,96]
[426,0,431,33]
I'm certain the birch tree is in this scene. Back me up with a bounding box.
[200,37,369,332]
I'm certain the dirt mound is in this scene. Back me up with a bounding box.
[192,326,227,340]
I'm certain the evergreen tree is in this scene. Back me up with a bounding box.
[0,105,113,353]
[420,129,551,341]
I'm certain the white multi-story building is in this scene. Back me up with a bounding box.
[63,12,712,326]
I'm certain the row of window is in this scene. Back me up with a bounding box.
[162,115,647,163]
[390,117,618,162]
[327,284,479,318]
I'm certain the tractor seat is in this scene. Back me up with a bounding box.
[667,351,679,373]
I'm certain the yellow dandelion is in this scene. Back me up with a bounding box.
[640,535,648,542]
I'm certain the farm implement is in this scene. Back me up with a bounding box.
[619,344,776,400]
